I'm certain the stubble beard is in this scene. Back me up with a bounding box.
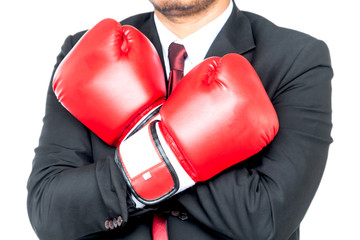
[150,0,217,19]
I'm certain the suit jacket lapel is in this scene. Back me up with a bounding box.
[205,1,256,61]
[130,1,256,78]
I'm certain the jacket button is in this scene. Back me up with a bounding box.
[109,220,115,229]
[115,216,123,227]
[113,218,118,228]
[105,216,123,230]
[178,212,188,221]
[104,220,111,230]
[171,210,180,217]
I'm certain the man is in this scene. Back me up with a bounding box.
[27,0,333,239]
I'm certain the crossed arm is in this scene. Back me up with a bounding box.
[27,32,332,240]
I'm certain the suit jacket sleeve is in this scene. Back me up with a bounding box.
[27,33,132,240]
[175,38,333,239]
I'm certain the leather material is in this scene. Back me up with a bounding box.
[117,114,194,206]
[117,54,279,206]
[53,18,166,146]
[160,53,279,182]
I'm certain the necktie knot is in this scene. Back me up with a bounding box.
[168,42,187,71]
[167,42,187,97]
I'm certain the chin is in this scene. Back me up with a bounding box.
[150,0,217,18]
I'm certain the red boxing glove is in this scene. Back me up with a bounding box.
[117,54,279,206]
[53,18,166,146]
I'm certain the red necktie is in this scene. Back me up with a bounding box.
[152,213,168,240]
[152,42,187,240]
[167,42,187,97]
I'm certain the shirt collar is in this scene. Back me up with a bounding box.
[154,0,233,77]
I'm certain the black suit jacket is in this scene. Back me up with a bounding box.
[27,2,333,239]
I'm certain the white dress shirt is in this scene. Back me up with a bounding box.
[154,0,233,78]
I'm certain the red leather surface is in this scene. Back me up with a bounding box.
[160,54,279,181]
[53,19,166,146]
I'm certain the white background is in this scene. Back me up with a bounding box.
[0,0,358,239]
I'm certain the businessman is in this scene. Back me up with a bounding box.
[27,0,333,239]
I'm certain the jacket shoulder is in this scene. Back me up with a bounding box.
[243,11,318,49]
[242,11,331,69]
[240,11,331,97]
[120,12,153,28]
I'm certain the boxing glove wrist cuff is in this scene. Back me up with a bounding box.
[154,121,195,194]
[115,113,178,206]
[116,117,194,207]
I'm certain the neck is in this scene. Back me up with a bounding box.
[155,0,230,39]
